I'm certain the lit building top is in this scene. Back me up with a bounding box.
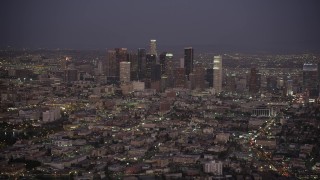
[303,63,317,71]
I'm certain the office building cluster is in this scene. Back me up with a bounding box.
[101,40,223,95]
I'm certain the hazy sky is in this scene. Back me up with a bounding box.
[1,0,320,52]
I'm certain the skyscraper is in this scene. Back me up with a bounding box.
[115,48,128,77]
[206,68,214,88]
[303,63,319,98]
[145,54,156,88]
[159,52,174,76]
[175,68,186,88]
[137,48,146,80]
[149,39,157,56]
[225,74,236,92]
[213,55,222,94]
[151,64,161,81]
[249,67,260,94]
[120,62,131,83]
[184,47,194,79]
[193,64,206,90]
[128,52,138,81]
[106,50,117,77]
[164,53,175,88]
[105,48,127,84]
[97,60,104,75]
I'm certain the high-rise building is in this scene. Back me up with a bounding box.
[120,62,131,83]
[193,64,206,90]
[303,63,319,98]
[159,52,167,75]
[225,74,236,92]
[189,73,196,90]
[151,64,161,81]
[106,50,117,77]
[160,52,174,75]
[115,48,128,62]
[149,39,157,56]
[184,47,194,78]
[128,52,138,81]
[145,54,156,88]
[137,48,146,80]
[249,67,260,94]
[97,60,104,75]
[164,53,175,88]
[206,68,214,88]
[180,58,184,68]
[115,48,128,77]
[105,48,127,84]
[213,55,222,94]
[174,68,186,88]
[286,79,293,96]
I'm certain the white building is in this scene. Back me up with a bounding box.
[132,81,145,91]
[213,55,222,94]
[120,61,131,83]
[42,108,61,122]
[252,105,274,117]
[149,39,157,56]
[204,160,223,175]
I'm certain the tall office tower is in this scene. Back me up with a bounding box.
[115,48,128,61]
[189,73,196,90]
[174,68,186,88]
[128,52,138,81]
[184,47,194,79]
[249,67,261,94]
[159,52,166,75]
[151,64,161,81]
[193,64,206,90]
[180,58,184,68]
[137,48,146,80]
[159,52,168,75]
[161,75,168,92]
[213,55,222,94]
[151,64,161,91]
[286,78,293,96]
[115,48,128,77]
[120,62,131,83]
[303,63,319,98]
[225,74,236,92]
[61,56,71,70]
[145,54,156,88]
[206,68,214,87]
[106,50,117,77]
[164,53,175,88]
[149,39,158,56]
[97,60,104,75]
[105,48,127,84]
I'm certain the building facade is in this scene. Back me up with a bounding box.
[213,55,222,94]
[184,47,194,79]
[120,61,131,83]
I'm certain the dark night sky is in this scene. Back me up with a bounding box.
[1,0,320,52]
